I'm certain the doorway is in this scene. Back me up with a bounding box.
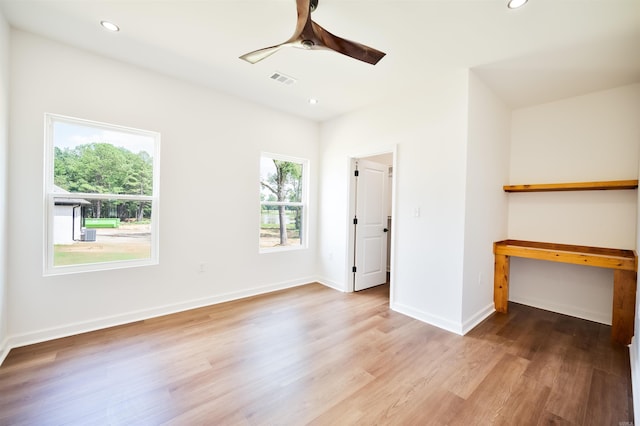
[349,151,394,293]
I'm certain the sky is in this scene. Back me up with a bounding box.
[53,120,156,156]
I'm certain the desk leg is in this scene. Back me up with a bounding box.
[612,269,637,345]
[494,254,510,313]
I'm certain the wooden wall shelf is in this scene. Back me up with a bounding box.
[493,239,638,345]
[503,179,639,193]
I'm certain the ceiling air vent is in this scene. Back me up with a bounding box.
[269,72,297,86]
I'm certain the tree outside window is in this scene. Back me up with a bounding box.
[259,155,307,250]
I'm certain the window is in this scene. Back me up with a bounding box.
[44,114,160,275]
[259,154,308,251]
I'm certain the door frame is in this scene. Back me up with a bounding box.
[345,146,397,303]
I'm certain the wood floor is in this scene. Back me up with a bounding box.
[0,283,633,425]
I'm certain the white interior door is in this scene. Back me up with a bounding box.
[354,159,388,291]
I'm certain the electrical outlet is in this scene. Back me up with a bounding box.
[198,263,206,273]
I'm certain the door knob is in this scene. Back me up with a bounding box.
[383,228,389,232]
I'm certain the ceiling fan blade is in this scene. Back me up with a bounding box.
[294,0,313,36]
[312,21,386,65]
[239,0,312,64]
[239,45,284,64]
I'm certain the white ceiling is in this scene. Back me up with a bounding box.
[1,0,639,122]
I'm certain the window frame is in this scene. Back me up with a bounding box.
[259,152,309,253]
[43,113,161,276]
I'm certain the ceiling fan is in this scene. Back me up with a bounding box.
[239,0,386,65]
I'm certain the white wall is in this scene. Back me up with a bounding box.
[7,30,320,347]
[0,9,9,363]
[461,72,510,332]
[318,69,472,333]
[508,84,640,324]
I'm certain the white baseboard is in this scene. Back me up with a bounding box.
[315,277,346,292]
[0,336,9,366]
[3,277,314,362]
[509,295,611,325]
[391,301,463,335]
[461,303,495,335]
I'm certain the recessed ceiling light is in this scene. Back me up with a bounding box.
[308,98,318,105]
[507,0,528,9]
[100,20,120,32]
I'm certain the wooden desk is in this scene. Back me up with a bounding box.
[493,239,638,345]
